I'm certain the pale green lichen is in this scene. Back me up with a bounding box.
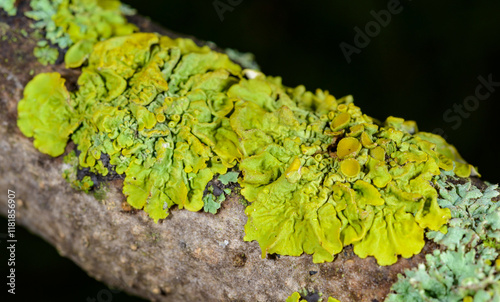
[18,33,479,265]
[25,0,136,66]
[218,171,239,185]
[33,45,59,65]
[225,47,260,71]
[203,171,239,214]
[0,0,16,16]
[386,171,500,301]
[25,0,73,49]
[203,187,230,214]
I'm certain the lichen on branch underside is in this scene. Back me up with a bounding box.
[17,29,479,266]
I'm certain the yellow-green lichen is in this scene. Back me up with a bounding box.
[285,291,340,302]
[18,31,478,265]
[17,72,79,156]
[236,92,471,264]
[64,39,94,68]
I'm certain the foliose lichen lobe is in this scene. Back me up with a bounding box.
[14,1,481,268]
[17,72,80,156]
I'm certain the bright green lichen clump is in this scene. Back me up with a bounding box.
[18,29,478,265]
[17,72,80,156]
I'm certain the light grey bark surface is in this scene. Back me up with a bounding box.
[0,3,445,301]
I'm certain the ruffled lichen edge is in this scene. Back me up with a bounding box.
[285,173,500,301]
[8,0,494,290]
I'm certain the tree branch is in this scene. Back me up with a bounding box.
[0,3,480,301]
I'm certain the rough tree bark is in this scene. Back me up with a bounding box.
[0,3,484,301]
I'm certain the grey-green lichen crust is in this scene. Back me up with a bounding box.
[387,170,500,302]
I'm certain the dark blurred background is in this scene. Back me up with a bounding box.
[3,0,500,301]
